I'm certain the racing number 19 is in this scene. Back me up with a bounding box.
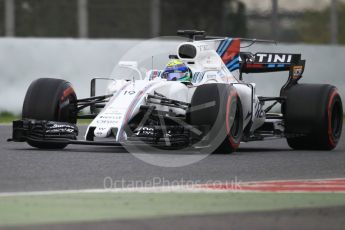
[123,91,136,95]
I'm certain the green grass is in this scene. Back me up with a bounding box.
[0,192,345,227]
[77,119,93,125]
[0,111,19,124]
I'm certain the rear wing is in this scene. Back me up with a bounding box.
[213,37,305,76]
[240,52,305,74]
[238,52,306,95]
[175,30,306,89]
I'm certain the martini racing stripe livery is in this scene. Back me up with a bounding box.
[217,38,241,72]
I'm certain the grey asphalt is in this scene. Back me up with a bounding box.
[1,125,345,193]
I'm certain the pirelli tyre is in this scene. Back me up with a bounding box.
[188,83,243,154]
[22,78,78,149]
[284,84,343,150]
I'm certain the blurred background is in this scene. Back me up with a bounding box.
[0,0,344,113]
[0,0,343,44]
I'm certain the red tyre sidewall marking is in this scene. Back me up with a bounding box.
[61,86,75,102]
[225,91,239,148]
[327,90,338,147]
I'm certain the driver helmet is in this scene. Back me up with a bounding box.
[162,59,191,81]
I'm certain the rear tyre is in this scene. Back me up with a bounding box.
[284,84,343,150]
[189,84,243,154]
[22,78,77,149]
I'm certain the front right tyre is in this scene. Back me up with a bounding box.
[22,78,78,149]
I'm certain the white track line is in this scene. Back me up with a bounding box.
[0,186,227,197]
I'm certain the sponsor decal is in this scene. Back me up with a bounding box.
[255,53,293,64]
[292,66,303,78]
[198,44,210,52]
[99,115,122,120]
[96,120,120,125]
[123,90,136,95]
[254,101,265,118]
[46,123,76,134]
[46,129,75,133]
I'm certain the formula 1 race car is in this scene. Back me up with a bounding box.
[9,30,343,153]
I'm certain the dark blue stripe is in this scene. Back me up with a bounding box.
[219,39,232,57]
[226,55,240,68]
[229,64,240,72]
[217,40,226,54]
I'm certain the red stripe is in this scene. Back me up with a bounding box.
[197,179,345,192]
[239,186,345,192]
[221,39,240,64]
[246,63,264,68]
[246,180,345,186]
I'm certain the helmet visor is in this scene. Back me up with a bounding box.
[164,72,187,81]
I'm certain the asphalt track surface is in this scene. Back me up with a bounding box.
[1,125,345,193]
[1,125,345,230]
